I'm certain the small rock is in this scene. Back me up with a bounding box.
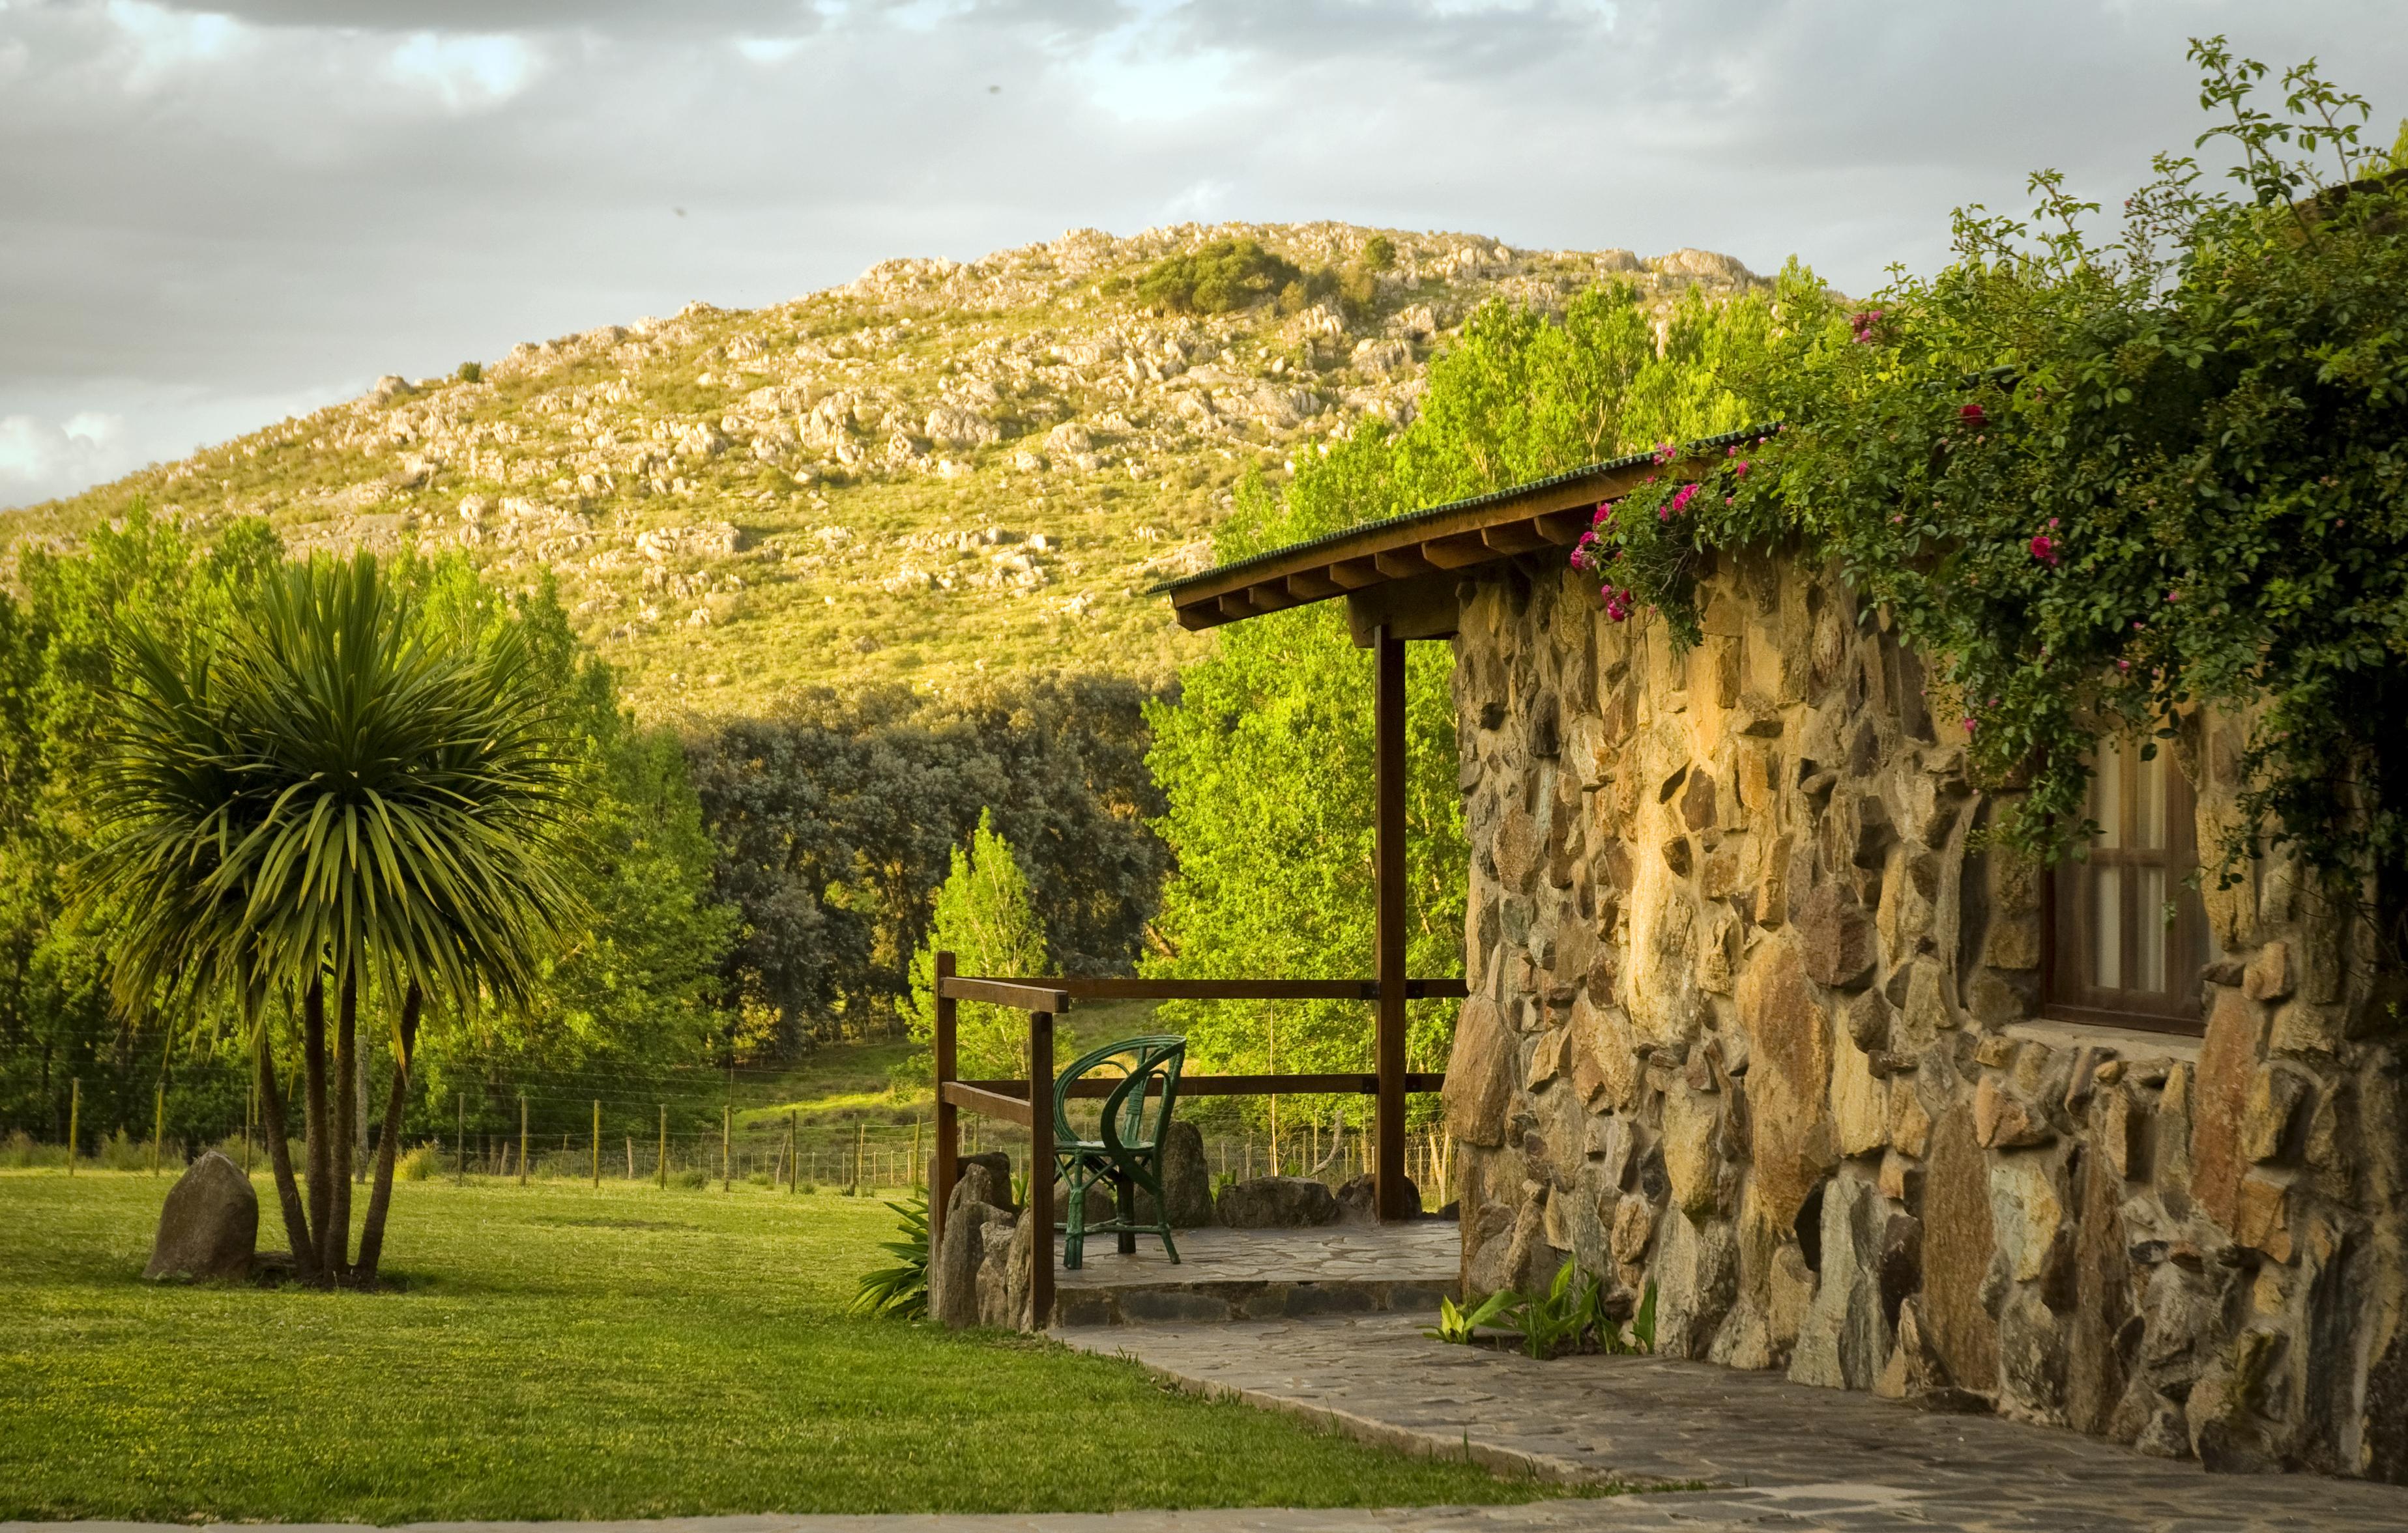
[1334,1172,1420,1225]
[1215,1175,1339,1229]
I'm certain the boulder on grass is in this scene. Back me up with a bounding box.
[1335,1171,1421,1225]
[1216,1175,1339,1229]
[144,1150,257,1282]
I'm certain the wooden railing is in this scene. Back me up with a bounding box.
[929,955,1466,1327]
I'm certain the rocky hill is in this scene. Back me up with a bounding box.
[2,223,1764,718]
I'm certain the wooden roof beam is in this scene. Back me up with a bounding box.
[1284,569,1345,601]
[1481,519,1555,555]
[1418,532,1496,570]
[1533,509,1592,543]
[1326,557,1383,590]
[1372,546,1438,579]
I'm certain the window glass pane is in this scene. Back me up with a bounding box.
[2136,743,2165,851]
[2095,739,2123,850]
[2093,867,2122,989]
[2136,867,2166,992]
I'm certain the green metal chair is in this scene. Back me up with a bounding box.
[1052,1035,1186,1270]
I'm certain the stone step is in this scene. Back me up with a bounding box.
[1049,1220,1461,1327]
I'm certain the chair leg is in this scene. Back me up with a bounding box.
[1159,1224,1180,1265]
[1063,1171,1085,1271]
[1111,1171,1137,1255]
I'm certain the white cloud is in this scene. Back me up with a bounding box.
[736,36,809,64]
[104,0,246,87]
[386,31,540,109]
[0,412,134,510]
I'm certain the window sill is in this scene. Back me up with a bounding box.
[2014,1016,2202,1065]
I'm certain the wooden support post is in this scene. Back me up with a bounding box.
[657,1104,667,1189]
[1028,1009,1054,1331]
[626,1136,633,1179]
[66,1078,78,1176]
[932,950,959,1251]
[152,1083,165,1175]
[1373,622,1410,1220]
[519,1094,529,1186]
[591,1100,601,1188]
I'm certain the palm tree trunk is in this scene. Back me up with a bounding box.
[302,973,333,1281]
[353,982,422,1287]
[328,968,357,1279]
[255,1034,319,1283]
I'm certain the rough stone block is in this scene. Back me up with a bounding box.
[2242,941,2294,1002]
[1922,1105,2001,1392]
[1975,1075,2053,1149]
[1443,996,1515,1148]
[1797,882,1876,990]
[2188,988,2259,1231]
[1790,1173,1891,1391]
[1735,943,1834,1230]
[1988,1156,2066,1283]
[2239,1067,2308,1165]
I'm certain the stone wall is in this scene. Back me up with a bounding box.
[1441,549,2408,1480]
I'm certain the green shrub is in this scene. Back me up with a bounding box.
[1362,234,1396,272]
[849,1190,929,1319]
[398,1145,440,1181]
[1138,238,1304,315]
[97,1129,151,1171]
[2,1130,67,1169]
[456,360,484,384]
[673,1168,708,1189]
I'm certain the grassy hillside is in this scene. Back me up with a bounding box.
[3,223,1763,718]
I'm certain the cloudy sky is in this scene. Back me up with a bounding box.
[2,0,2401,509]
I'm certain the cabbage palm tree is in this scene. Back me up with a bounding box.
[81,551,579,1286]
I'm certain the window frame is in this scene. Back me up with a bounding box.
[2040,736,2211,1037]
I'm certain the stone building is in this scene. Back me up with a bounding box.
[1161,440,2408,1482]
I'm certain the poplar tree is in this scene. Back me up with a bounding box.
[907,810,1050,1080]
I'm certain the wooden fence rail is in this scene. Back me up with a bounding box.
[930,956,1457,1329]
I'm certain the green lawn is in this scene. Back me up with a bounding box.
[0,1171,1555,1522]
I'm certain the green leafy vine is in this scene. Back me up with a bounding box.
[1574,40,2408,910]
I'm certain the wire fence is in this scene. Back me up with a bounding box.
[5,1099,1461,1205]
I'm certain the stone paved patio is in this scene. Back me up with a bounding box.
[1055,1314,2408,1530]
[1051,1220,1459,1326]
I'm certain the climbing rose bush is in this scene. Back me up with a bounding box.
[1579,41,2408,907]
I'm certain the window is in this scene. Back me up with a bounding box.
[2046,734,2211,1033]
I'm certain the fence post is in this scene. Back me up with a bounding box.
[1028,1009,1054,1330]
[787,1111,798,1194]
[657,1104,667,1189]
[931,950,958,1252]
[66,1078,80,1177]
[852,1119,864,1196]
[626,1136,633,1179]
[152,1083,165,1175]
[721,1101,731,1192]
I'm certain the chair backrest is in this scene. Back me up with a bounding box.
[1052,1035,1186,1161]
